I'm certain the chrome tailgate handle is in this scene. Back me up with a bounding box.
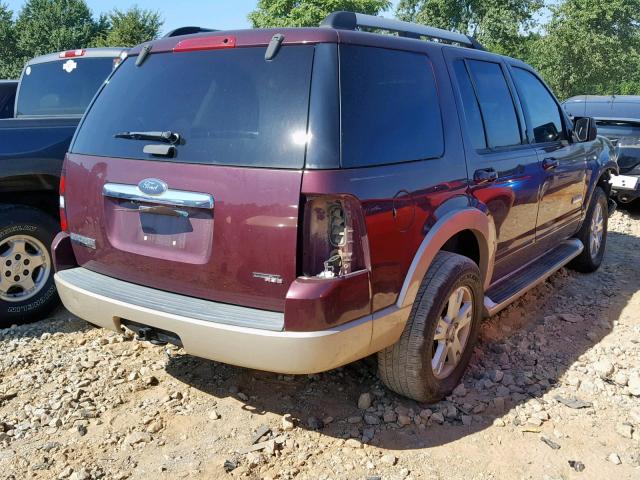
[103,183,214,209]
[138,205,189,218]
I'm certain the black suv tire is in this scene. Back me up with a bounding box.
[378,251,483,402]
[0,205,59,326]
[569,186,608,273]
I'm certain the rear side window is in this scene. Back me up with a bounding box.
[452,61,486,150]
[466,60,521,149]
[0,84,15,119]
[340,46,444,168]
[512,67,565,143]
[17,58,115,116]
[72,47,314,169]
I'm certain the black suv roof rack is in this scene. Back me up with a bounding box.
[163,26,218,38]
[321,11,485,50]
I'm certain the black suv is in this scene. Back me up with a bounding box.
[564,95,640,204]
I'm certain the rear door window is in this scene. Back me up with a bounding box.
[72,47,314,169]
[16,58,115,116]
[466,60,522,149]
[452,60,486,150]
[340,46,444,168]
[511,67,565,144]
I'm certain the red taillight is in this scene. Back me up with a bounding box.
[301,195,368,278]
[59,173,68,232]
[173,35,236,53]
[59,49,85,58]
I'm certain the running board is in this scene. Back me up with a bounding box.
[483,239,584,317]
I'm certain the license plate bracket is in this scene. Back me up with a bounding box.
[610,174,638,190]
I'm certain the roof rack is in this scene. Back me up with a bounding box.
[163,26,218,38]
[321,11,485,50]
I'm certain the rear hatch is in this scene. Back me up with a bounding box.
[65,39,316,312]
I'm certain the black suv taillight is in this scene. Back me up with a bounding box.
[301,195,368,278]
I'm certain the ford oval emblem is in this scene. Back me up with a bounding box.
[138,178,167,196]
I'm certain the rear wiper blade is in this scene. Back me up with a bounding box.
[114,131,181,144]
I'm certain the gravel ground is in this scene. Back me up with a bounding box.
[1,206,639,480]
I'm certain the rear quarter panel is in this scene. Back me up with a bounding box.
[302,43,470,312]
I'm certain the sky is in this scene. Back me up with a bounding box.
[4,0,403,35]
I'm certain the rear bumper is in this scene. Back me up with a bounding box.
[55,267,408,374]
[610,173,639,190]
[610,174,639,203]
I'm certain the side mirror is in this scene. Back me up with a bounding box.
[574,117,598,143]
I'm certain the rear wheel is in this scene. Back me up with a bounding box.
[0,206,59,326]
[378,251,483,402]
[569,186,608,273]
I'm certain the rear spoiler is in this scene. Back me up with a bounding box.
[163,27,218,38]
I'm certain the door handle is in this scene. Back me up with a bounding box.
[473,168,498,185]
[542,157,560,170]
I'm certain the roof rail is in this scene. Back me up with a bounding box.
[321,11,485,50]
[163,26,218,38]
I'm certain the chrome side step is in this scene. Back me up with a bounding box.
[483,239,584,317]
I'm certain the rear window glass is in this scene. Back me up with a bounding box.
[72,47,314,169]
[17,58,115,116]
[340,46,444,168]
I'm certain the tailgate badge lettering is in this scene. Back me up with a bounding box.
[138,178,168,196]
[70,233,96,250]
[253,272,283,284]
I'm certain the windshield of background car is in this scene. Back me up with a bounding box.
[16,58,115,116]
[71,46,315,169]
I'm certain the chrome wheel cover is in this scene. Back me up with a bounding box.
[432,285,473,380]
[590,202,604,260]
[0,235,51,303]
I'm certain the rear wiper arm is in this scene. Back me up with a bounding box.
[114,131,181,144]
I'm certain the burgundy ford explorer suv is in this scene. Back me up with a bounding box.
[52,12,617,402]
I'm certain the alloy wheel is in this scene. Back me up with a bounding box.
[0,235,51,303]
[431,285,474,379]
[590,202,604,260]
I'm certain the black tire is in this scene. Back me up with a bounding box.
[0,205,59,326]
[568,186,608,273]
[378,251,483,402]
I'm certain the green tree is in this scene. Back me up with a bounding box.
[96,6,163,47]
[396,0,543,57]
[532,0,640,99]
[11,0,107,75]
[0,2,18,78]
[249,0,391,28]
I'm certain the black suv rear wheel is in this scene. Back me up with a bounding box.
[378,251,483,402]
[0,205,59,326]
